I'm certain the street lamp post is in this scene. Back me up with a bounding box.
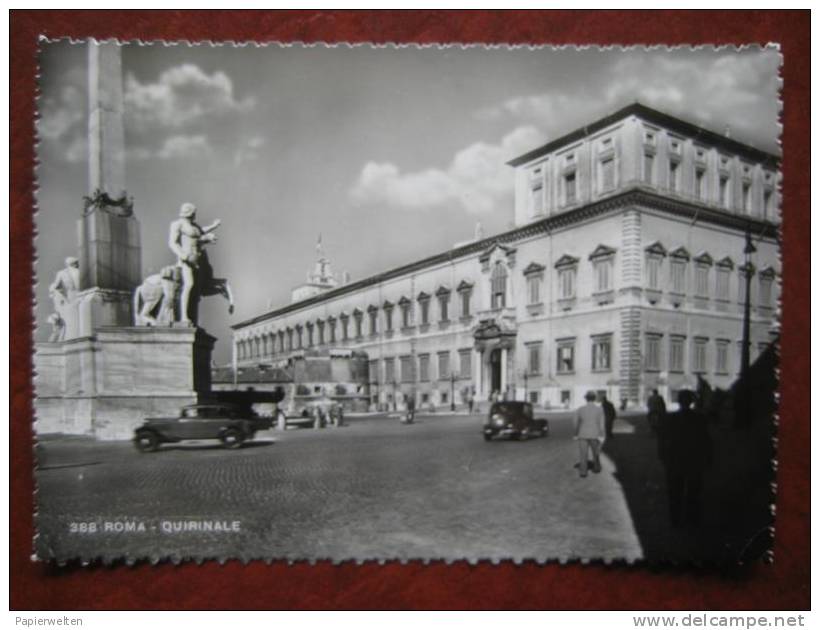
[450,372,456,412]
[737,226,756,427]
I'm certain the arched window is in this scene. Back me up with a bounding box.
[491,262,507,309]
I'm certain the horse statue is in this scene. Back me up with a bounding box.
[133,265,179,326]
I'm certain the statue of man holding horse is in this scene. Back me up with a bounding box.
[167,202,233,326]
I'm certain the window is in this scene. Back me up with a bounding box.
[559,267,576,299]
[759,271,775,308]
[441,391,448,404]
[591,335,612,371]
[384,358,395,383]
[369,359,379,383]
[438,294,449,322]
[527,342,542,375]
[419,354,430,382]
[317,321,325,345]
[531,181,544,216]
[742,182,752,214]
[643,152,654,184]
[527,275,541,305]
[490,262,507,309]
[763,190,773,219]
[693,338,708,374]
[645,334,662,371]
[400,356,413,383]
[278,331,285,353]
[716,339,729,374]
[695,168,706,200]
[646,256,662,290]
[368,307,378,335]
[461,291,471,317]
[671,260,687,294]
[669,160,680,193]
[716,266,731,300]
[738,264,755,303]
[327,319,336,343]
[669,336,685,372]
[556,340,575,374]
[594,259,613,293]
[287,328,294,350]
[354,310,363,338]
[458,349,471,379]
[529,391,540,404]
[695,265,710,297]
[564,171,577,204]
[296,326,303,349]
[383,304,393,332]
[400,299,412,328]
[340,315,349,341]
[418,293,430,325]
[719,175,730,208]
[437,351,450,380]
[600,157,615,192]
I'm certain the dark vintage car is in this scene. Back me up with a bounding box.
[483,401,549,441]
[133,403,273,452]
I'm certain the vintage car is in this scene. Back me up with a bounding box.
[133,403,273,452]
[483,401,549,441]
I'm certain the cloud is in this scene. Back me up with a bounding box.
[233,135,267,168]
[477,50,781,153]
[37,85,84,141]
[156,134,213,160]
[350,125,547,214]
[124,64,255,131]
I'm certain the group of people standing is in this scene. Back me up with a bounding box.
[573,387,713,529]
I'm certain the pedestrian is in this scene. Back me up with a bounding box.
[574,390,605,478]
[647,388,666,435]
[468,391,475,414]
[406,394,416,423]
[599,392,617,439]
[658,389,712,527]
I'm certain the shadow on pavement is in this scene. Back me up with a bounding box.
[603,345,776,567]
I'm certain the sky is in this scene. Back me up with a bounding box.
[35,42,781,363]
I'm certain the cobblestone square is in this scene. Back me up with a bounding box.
[35,412,767,564]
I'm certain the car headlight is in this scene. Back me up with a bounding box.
[491,414,505,427]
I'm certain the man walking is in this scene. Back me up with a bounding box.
[647,388,667,435]
[600,392,617,439]
[574,391,606,477]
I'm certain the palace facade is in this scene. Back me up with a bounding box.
[231,103,780,411]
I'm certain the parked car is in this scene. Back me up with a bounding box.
[133,403,273,452]
[483,401,549,441]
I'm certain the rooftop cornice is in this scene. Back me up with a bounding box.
[507,103,780,168]
[233,187,778,330]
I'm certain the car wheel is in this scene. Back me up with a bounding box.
[134,431,159,453]
[517,430,529,441]
[220,428,245,449]
[483,433,493,442]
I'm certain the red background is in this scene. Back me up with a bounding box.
[10,10,810,610]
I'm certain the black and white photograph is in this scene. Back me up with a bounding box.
[33,41,781,565]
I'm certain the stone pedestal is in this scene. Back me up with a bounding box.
[78,209,141,299]
[35,326,215,440]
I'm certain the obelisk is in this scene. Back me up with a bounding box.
[76,40,141,334]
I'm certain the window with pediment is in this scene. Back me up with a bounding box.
[398,296,412,329]
[353,308,364,338]
[417,292,431,326]
[644,242,667,295]
[758,267,776,309]
[554,254,579,306]
[715,257,734,301]
[436,286,451,322]
[589,245,616,302]
[669,247,690,298]
[523,262,545,306]
[382,301,394,332]
[693,252,713,299]
[457,280,473,318]
[367,305,379,336]
[339,314,349,341]
[490,262,508,309]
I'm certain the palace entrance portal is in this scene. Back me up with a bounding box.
[489,348,502,394]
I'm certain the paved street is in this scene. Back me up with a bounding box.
[35,411,770,564]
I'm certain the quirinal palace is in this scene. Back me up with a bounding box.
[228,104,780,412]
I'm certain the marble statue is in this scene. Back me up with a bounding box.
[133,265,179,326]
[167,202,233,326]
[48,256,81,340]
[47,312,65,343]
